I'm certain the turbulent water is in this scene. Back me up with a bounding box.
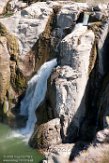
[0,123,43,163]
[20,59,57,137]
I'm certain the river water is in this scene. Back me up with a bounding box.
[0,123,44,163]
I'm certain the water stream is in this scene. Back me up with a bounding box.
[20,58,57,137]
[0,59,57,163]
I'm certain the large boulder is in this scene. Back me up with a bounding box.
[29,118,61,148]
[54,24,95,142]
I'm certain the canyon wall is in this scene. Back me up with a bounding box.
[0,1,109,162]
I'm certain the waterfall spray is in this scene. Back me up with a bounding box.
[20,58,57,137]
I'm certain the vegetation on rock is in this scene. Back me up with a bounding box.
[0,23,19,59]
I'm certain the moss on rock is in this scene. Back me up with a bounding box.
[0,23,27,94]
[7,35,19,61]
[0,22,19,60]
[15,68,27,94]
[10,65,27,94]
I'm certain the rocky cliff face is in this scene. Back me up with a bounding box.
[0,1,109,162]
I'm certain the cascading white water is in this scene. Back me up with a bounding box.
[83,12,89,26]
[20,58,57,137]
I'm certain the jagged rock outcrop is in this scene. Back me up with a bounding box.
[0,2,53,55]
[0,2,56,77]
[29,118,61,148]
[8,0,27,13]
[0,0,10,15]
[95,128,109,143]
[54,26,95,142]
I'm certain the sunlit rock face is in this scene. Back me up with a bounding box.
[0,0,10,15]
[54,25,95,142]
[0,2,109,161]
[0,2,53,55]
[0,2,55,77]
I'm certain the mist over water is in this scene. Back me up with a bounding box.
[0,123,43,162]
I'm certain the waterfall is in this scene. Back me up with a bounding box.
[19,58,57,137]
[83,12,89,26]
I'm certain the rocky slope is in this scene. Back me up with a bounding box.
[0,0,109,163]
